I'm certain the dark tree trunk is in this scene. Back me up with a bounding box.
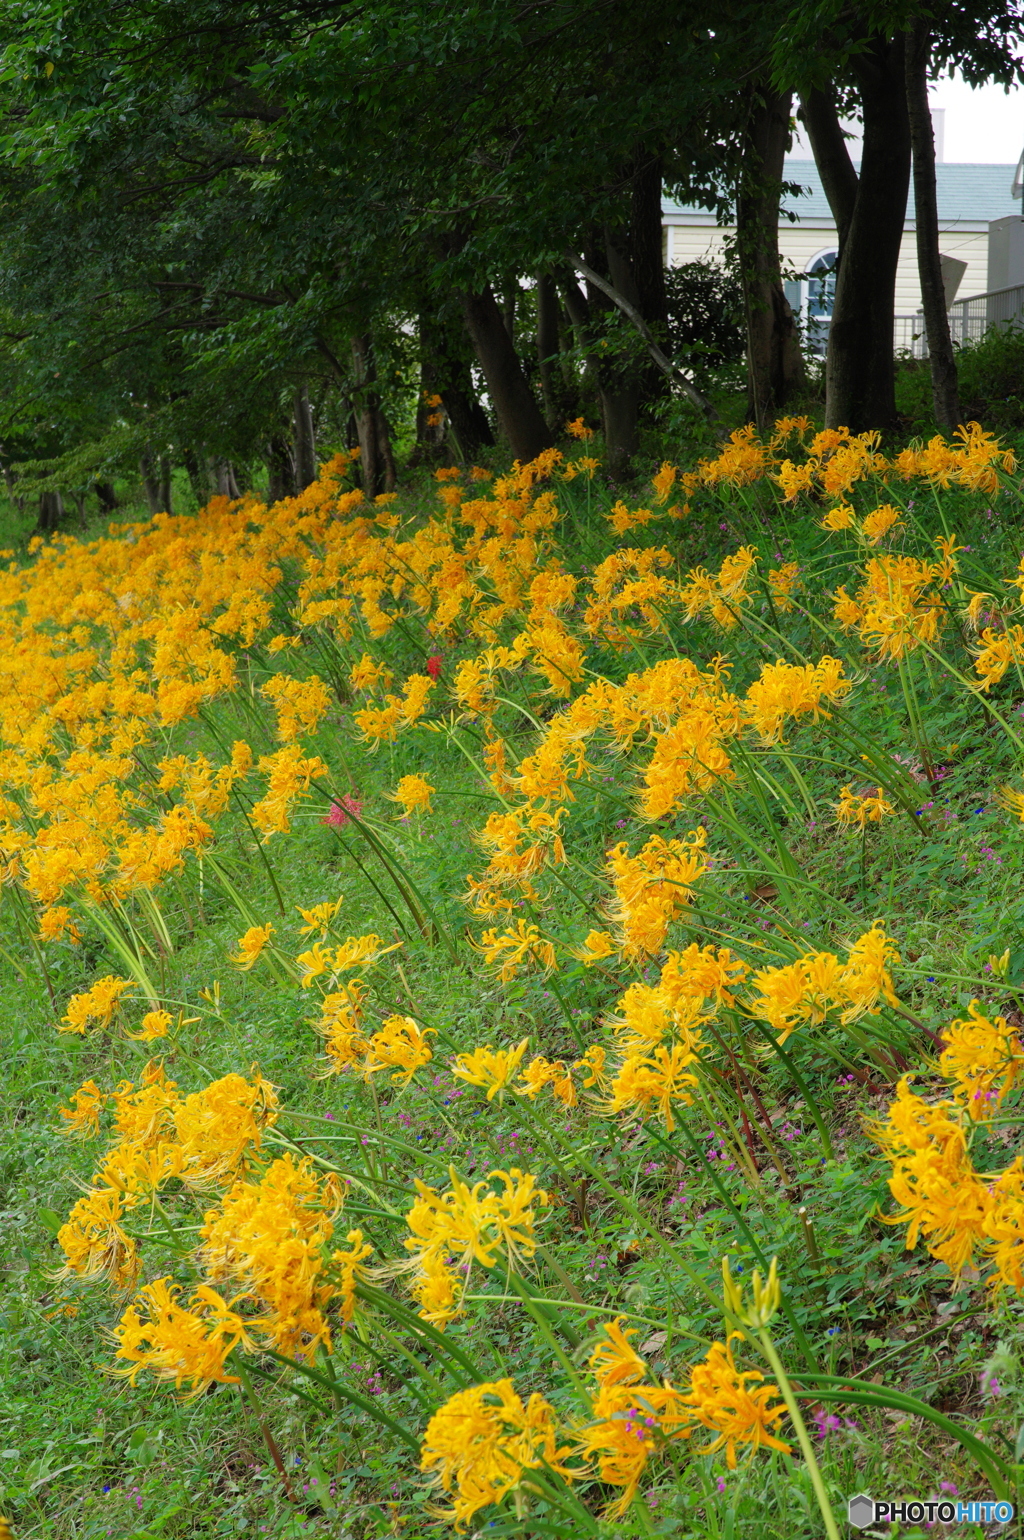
[293,383,318,489]
[630,151,668,328]
[600,384,641,479]
[159,455,172,516]
[559,273,601,413]
[37,490,64,533]
[630,146,668,417]
[586,234,641,482]
[266,434,297,502]
[536,271,567,431]
[821,35,912,432]
[737,83,805,429]
[905,20,960,431]
[799,87,858,262]
[182,453,207,509]
[71,491,88,530]
[572,151,671,480]
[139,452,163,515]
[442,377,494,464]
[556,295,578,387]
[94,480,118,513]
[212,461,241,499]
[414,309,494,464]
[351,334,397,497]
[560,272,600,428]
[414,335,448,463]
[459,284,554,462]
[501,283,517,346]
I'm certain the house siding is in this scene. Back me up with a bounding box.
[666,221,990,316]
[663,161,1017,317]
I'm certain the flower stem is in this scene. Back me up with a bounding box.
[755,1328,840,1540]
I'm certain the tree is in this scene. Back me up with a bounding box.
[784,1,1024,434]
[906,18,960,430]
[793,30,913,432]
[0,0,755,477]
[736,81,805,428]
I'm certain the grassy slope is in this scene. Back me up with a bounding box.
[2,436,1024,1540]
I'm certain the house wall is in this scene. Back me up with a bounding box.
[666,221,990,314]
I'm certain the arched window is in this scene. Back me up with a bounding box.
[803,249,838,355]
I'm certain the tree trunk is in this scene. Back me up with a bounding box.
[71,491,88,530]
[559,273,601,405]
[414,309,494,464]
[159,455,172,516]
[414,340,449,463]
[139,452,163,515]
[822,35,912,433]
[628,148,671,412]
[501,283,517,346]
[630,151,668,332]
[558,274,600,432]
[37,490,63,533]
[737,83,805,430]
[586,234,642,482]
[577,149,674,479]
[351,334,397,497]
[182,453,208,509]
[600,384,640,479]
[266,434,297,502]
[556,295,578,387]
[212,461,240,498]
[536,271,567,431]
[905,20,960,431]
[293,383,318,490]
[459,284,554,462]
[799,87,858,263]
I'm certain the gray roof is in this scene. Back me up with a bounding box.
[664,160,1020,226]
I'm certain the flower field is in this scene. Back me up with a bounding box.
[6,419,1024,1537]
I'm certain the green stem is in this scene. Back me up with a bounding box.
[755,1329,841,1540]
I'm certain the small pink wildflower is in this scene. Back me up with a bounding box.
[323,793,363,828]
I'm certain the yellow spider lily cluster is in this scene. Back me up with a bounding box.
[420,1379,572,1530]
[748,924,901,1043]
[835,785,896,829]
[422,1312,791,1527]
[59,1061,376,1389]
[57,1063,279,1294]
[874,1006,1024,1286]
[397,1166,550,1328]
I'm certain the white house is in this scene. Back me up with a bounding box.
[663,154,1022,351]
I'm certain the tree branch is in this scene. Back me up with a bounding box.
[563,249,716,423]
[798,88,858,255]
